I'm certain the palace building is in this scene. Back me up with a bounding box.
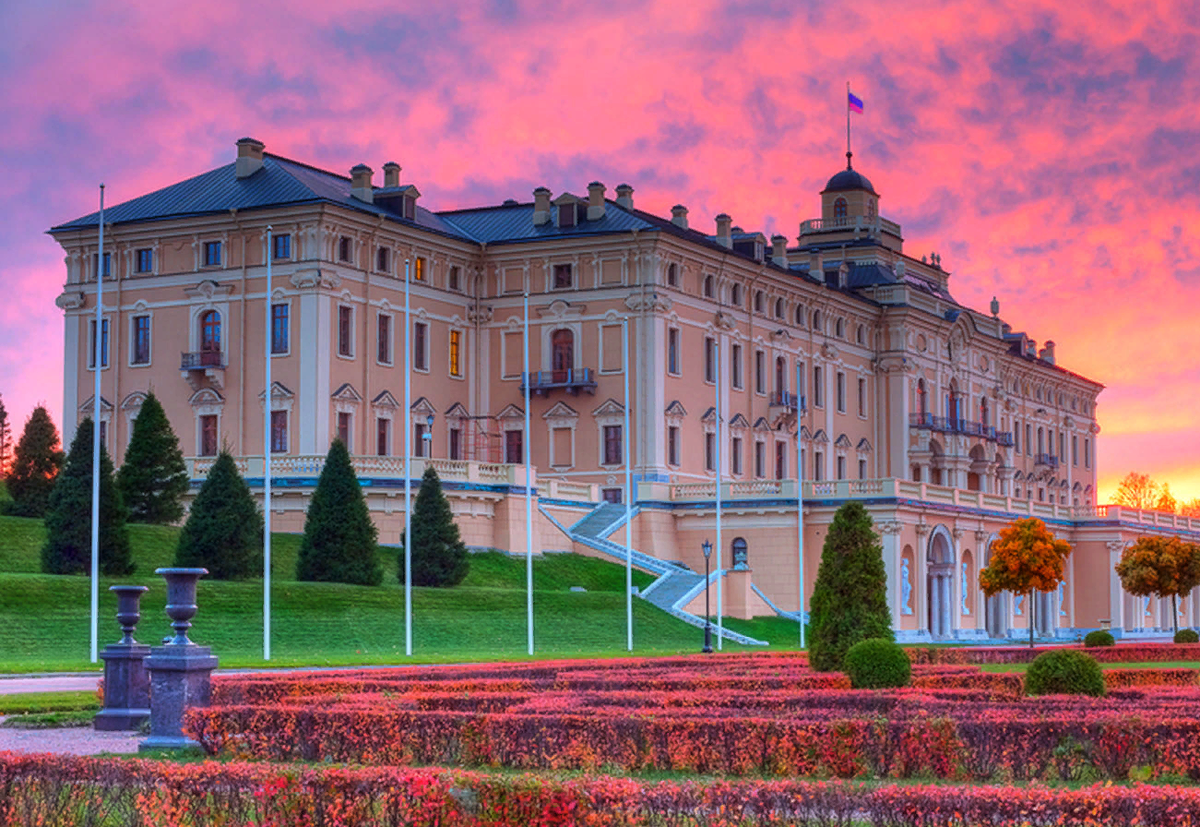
[50,138,1200,642]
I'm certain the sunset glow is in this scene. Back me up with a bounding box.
[1,0,1197,502]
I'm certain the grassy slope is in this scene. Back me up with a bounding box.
[0,515,791,671]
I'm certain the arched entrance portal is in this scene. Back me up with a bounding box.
[983,538,1009,639]
[926,528,955,639]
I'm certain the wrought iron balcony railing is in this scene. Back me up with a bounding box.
[909,412,1012,446]
[520,368,598,397]
[181,351,226,370]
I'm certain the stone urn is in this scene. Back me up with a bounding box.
[157,567,208,645]
[112,584,149,645]
[95,584,151,731]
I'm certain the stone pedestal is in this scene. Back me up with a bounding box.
[139,568,218,752]
[95,585,151,731]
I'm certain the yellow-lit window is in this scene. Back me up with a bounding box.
[449,330,462,377]
[414,257,426,281]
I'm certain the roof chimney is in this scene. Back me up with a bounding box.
[235,137,265,179]
[809,249,824,279]
[350,164,374,203]
[714,214,732,249]
[587,181,606,220]
[383,161,401,188]
[771,235,789,268]
[533,187,552,226]
[670,204,689,229]
[1038,340,1056,365]
[615,184,634,210]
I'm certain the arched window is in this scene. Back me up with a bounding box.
[200,310,221,366]
[667,263,678,287]
[754,290,764,313]
[867,199,876,219]
[834,198,847,219]
[376,246,390,273]
[774,298,784,319]
[835,318,845,338]
[731,537,748,569]
[703,275,714,298]
[856,324,865,344]
[795,305,805,326]
[731,283,742,306]
[980,396,989,427]
[917,379,928,417]
[812,309,822,331]
[775,356,786,396]
[551,329,574,377]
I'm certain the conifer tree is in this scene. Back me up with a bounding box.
[175,451,263,579]
[399,466,469,587]
[297,439,381,585]
[0,394,12,478]
[808,501,893,672]
[117,392,189,524]
[41,417,134,575]
[7,405,64,518]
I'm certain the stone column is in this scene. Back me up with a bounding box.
[878,521,903,632]
[939,575,951,638]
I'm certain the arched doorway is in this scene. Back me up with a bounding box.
[983,538,1009,639]
[926,528,955,639]
[200,310,221,366]
[551,329,573,381]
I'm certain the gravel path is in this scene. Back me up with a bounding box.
[0,717,141,756]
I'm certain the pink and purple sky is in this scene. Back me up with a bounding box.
[1,0,1197,503]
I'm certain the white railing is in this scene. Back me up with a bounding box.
[186,455,531,487]
[799,216,902,236]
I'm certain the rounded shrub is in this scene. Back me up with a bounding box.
[1174,629,1199,644]
[843,638,911,689]
[1084,629,1115,647]
[1025,649,1105,697]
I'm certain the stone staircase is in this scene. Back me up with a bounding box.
[551,502,767,647]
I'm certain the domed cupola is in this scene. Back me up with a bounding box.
[820,151,879,223]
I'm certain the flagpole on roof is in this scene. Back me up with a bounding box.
[90,183,104,665]
[846,81,852,160]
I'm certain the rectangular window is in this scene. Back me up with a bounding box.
[88,318,109,368]
[449,330,462,377]
[754,350,765,394]
[131,315,151,365]
[337,412,351,449]
[1014,420,1020,452]
[448,265,461,291]
[668,426,680,466]
[602,488,623,504]
[338,306,353,357]
[836,455,846,480]
[414,322,428,370]
[1072,435,1078,466]
[857,377,866,417]
[705,432,715,472]
[449,427,462,460]
[377,314,392,364]
[704,336,715,383]
[505,429,523,464]
[272,234,291,260]
[1025,424,1033,456]
[377,418,390,456]
[553,263,573,289]
[135,248,153,274]
[414,257,426,281]
[414,423,428,457]
[813,451,823,481]
[1084,438,1090,469]
[836,371,846,413]
[269,411,287,453]
[603,425,622,465]
[775,442,786,480]
[338,237,352,263]
[731,436,743,475]
[731,344,743,389]
[201,415,219,456]
[667,328,680,375]
[93,252,111,279]
[271,304,289,355]
[203,241,222,267]
[755,441,765,478]
[813,366,823,407]
[859,458,867,479]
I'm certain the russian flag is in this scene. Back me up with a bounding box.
[848,91,864,114]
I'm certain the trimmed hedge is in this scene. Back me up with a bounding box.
[843,638,911,689]
[1026,649,1105,697]
[1084,629,1116,647]
[1175,629,1199,644]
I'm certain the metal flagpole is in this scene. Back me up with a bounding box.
[715,340,723,650]
[263,226,273,661]
[90,184,104,665]
[404,257,413,657]
[623,317,633,651]
[846,81,852,158]
[796,360,805,649]
[523,292,534,655]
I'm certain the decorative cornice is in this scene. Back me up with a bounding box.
[55,291,86,310]
[289,269,341,291]
[625,291,672,313]
[878,521,903,535]
[184,279,234,300]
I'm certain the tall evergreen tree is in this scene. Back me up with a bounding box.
[399,466,469,587]
[117,392,189,524]
[0,394,12,478]
[808,501,893,672]
[7,405,64,518]
[41,417,134,576]
[175,451,263,579]
[297,439,381,586]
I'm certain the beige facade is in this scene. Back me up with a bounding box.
[51,139,1199,641]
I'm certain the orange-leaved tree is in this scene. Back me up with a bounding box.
[1114,536,1200,635]
[979,517,1072,648]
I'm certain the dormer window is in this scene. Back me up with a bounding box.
[834,198,848,219]
[557,202,577,228]
[403,195,416,220]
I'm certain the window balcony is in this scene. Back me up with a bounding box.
[181,351,226,370]
[909,412,1013,446]
[520,368,598,397]
[1035,453,1060,470]
[768,390,806,412]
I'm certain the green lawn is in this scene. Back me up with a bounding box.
[0,515,791,672]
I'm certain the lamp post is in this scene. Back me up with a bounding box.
[702,539,713,653]
[424,413,434,458]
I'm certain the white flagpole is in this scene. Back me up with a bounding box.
[715,339,723,650]
[404,257,413,657]
[523,291,534,655]
[623,317,633,651]
[796,360,805,649]
[263,226,273,661]
[90,184,104,665]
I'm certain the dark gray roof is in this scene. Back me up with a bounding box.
[822,167,877,195]
[437,202,652,244]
